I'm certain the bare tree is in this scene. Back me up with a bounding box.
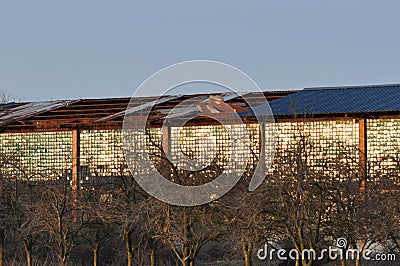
[266,136,345,266]
[0,176,7,266]
[0,90,19,103]
[36,179,85,266]
[156,203,222,266]
[0,151,43,266]
[142,127,228,266]
[105,174,148,266]
[366,168,400,254]
[78,183,116,266]
[219,179,278,266]
[7,180,40,266]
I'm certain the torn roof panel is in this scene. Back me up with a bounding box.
[0,102,17,109]
[95,95,182,122]
[160,93,240,120]
[222,92,249,102]
[162,106,199,119]
[0,90,295,132]
[0,100,79,126]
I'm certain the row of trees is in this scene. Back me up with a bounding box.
[0,134,399,265]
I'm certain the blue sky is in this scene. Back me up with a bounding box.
[1,0,400,101]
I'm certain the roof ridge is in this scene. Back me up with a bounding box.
[304,83,400,91]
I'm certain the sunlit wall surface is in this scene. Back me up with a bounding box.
[367,119,400,174]
[169,124,260,174]
[124,124,260,184]
[274,120,359,172]
[1,119,399,182]
[80,130,127,179]
[0,131,72,180]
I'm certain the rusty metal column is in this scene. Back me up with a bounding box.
[162,125,171,158]
[161,125,171,237]
[259,122,266,173]
[359,119,367,200]
[72,129,80,194]
[358,118,368,250]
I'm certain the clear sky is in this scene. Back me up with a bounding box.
[1,0,400,101]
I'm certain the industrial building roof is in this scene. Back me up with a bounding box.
[0,90,293,132]
[239,84,400,118]
[3,83,400,133]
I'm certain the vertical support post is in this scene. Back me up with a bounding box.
[359,119,367,200]
[358,119,368,250]
[161,125,171,237]
[72,129,80,222]
[162,125,171,159]
[259,122,266,173]
[72,129,80,192]
[248,122,267,190]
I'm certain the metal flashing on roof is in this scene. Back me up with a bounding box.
[0,100,80,127]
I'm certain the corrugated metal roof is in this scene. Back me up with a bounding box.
[239,84,400,117]
[0,100,79,126]
[0,102,17,109]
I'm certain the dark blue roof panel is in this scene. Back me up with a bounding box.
[240,84,400,117]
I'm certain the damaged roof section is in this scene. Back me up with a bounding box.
[0,90,294,132]
[161,94,244,120]
[95,95,183,123]
[0,100,79,127]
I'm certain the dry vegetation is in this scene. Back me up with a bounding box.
[0,134,399,266]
